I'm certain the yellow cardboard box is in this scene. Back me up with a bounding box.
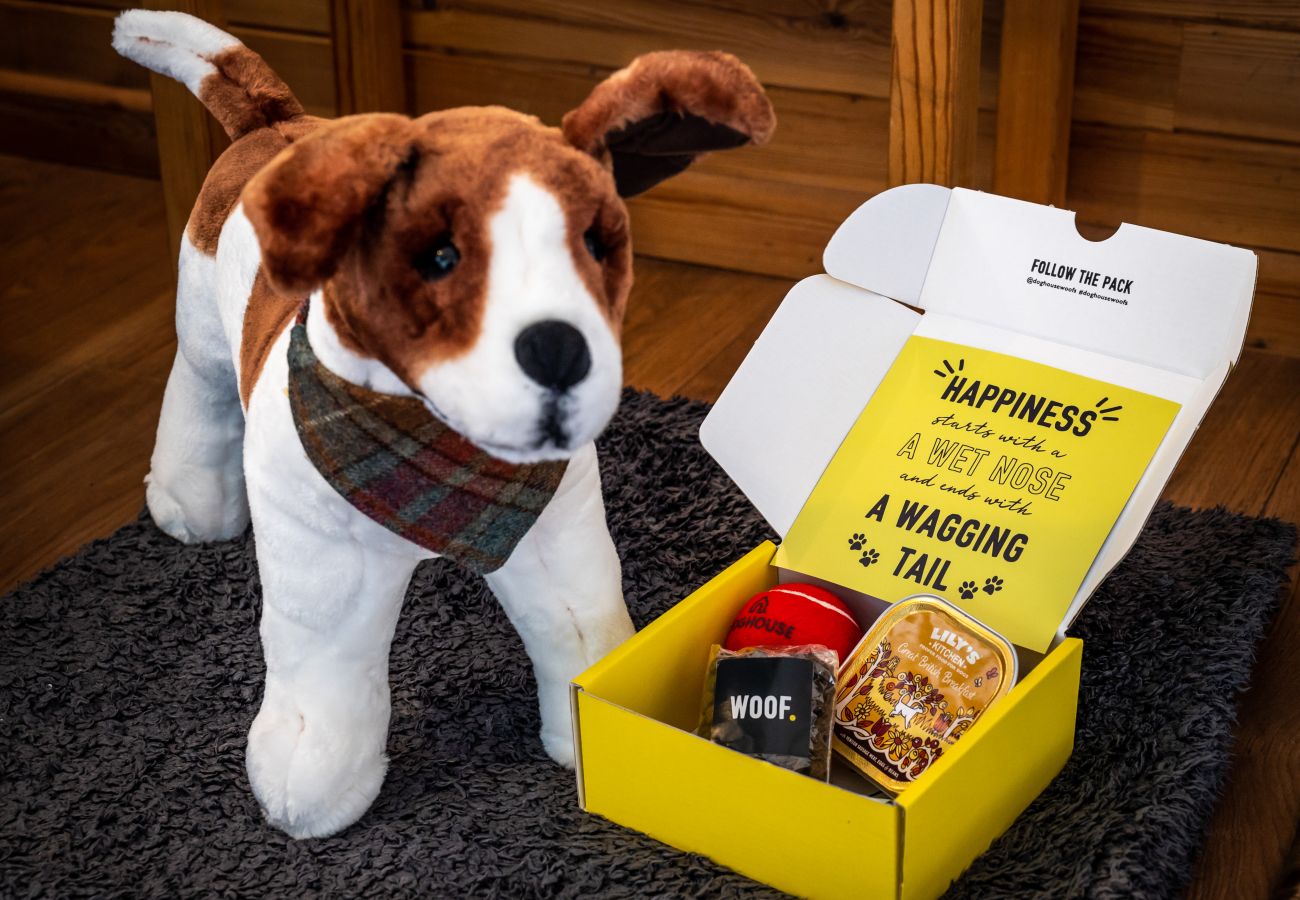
[571,186,1256,898]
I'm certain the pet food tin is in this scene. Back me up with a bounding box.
[832,594,1018,793]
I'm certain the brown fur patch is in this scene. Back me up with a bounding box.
[560,50,775,165]
[206,52,768,405]
[198,45,305,141]
[179,43,776,411]
[241,114,416,296]
[243,107,632,390]
[321,281,367,357]
[187,116,324,255]
[239,268,302,408]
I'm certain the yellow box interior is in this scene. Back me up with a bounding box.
[573,541,1083,900]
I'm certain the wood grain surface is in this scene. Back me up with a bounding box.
[330,0,403,114]
[993,0,1079,205]
[403,0,897,99]
[888,0,984,188]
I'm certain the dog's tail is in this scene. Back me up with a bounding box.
[112,9,304,140]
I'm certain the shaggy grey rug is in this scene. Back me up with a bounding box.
[2,389,1295,899]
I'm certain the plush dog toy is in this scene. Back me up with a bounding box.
[111,9,774,839]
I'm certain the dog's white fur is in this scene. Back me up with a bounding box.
[111,9,234,94]
[146,185,633,838]
[418,175,623,463]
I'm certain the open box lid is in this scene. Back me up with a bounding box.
[701,186,1256,647]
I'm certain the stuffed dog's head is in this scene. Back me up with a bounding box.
[242,51,774,463]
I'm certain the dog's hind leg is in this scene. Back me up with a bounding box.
[485,441,635,767]
[146,235,249,543]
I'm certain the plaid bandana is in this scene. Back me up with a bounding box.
[286,307,568,574]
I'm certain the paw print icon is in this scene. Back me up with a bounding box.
[859,548,880,568]
[983,576,1004,595]
[958,580,978,600]
[848,533,867,551]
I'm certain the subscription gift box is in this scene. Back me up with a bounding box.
[570,185,1257,899]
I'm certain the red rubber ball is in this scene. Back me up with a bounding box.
[723,582,863,662]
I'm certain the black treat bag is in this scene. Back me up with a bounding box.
[699,645,837,780]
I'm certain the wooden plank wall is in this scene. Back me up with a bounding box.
[398,0,1005,279]
[0,0,336,177]
[0,0,1003,273]
[1069,1,1300,357]
[0,0,1296,355]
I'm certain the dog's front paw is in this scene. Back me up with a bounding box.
[145,474,202,543]
[145,468,249,543]
[540,725,576,769]
[246,704,387,839]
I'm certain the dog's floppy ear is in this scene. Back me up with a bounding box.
[242,113,416,294]
[561,51,775,198]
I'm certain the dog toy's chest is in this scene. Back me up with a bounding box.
[286,315,568,573]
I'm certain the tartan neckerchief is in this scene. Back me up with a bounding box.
[286,305,568,574]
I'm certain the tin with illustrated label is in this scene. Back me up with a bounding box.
[832,594,1018,792]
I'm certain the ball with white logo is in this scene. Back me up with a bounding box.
[723,583,863,663]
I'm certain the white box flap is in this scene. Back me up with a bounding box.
[701,184,1255,641]
[823,183,951,306]
[700,275,920,536]
[920,189,1255,378]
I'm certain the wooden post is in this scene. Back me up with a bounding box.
[888,0,984,188]
[993,0,1081,205]
[330,0,406,115]
[146,0,228,262]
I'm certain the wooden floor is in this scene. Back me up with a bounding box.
[2,155,1298,898]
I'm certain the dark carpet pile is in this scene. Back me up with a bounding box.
[2,389,1295,899]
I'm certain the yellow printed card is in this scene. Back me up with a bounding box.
[776,336,1181,652]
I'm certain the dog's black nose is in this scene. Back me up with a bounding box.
[514,320,591,391]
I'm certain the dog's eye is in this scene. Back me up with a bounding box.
[414,235,460,281]
[583,227,606,263]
